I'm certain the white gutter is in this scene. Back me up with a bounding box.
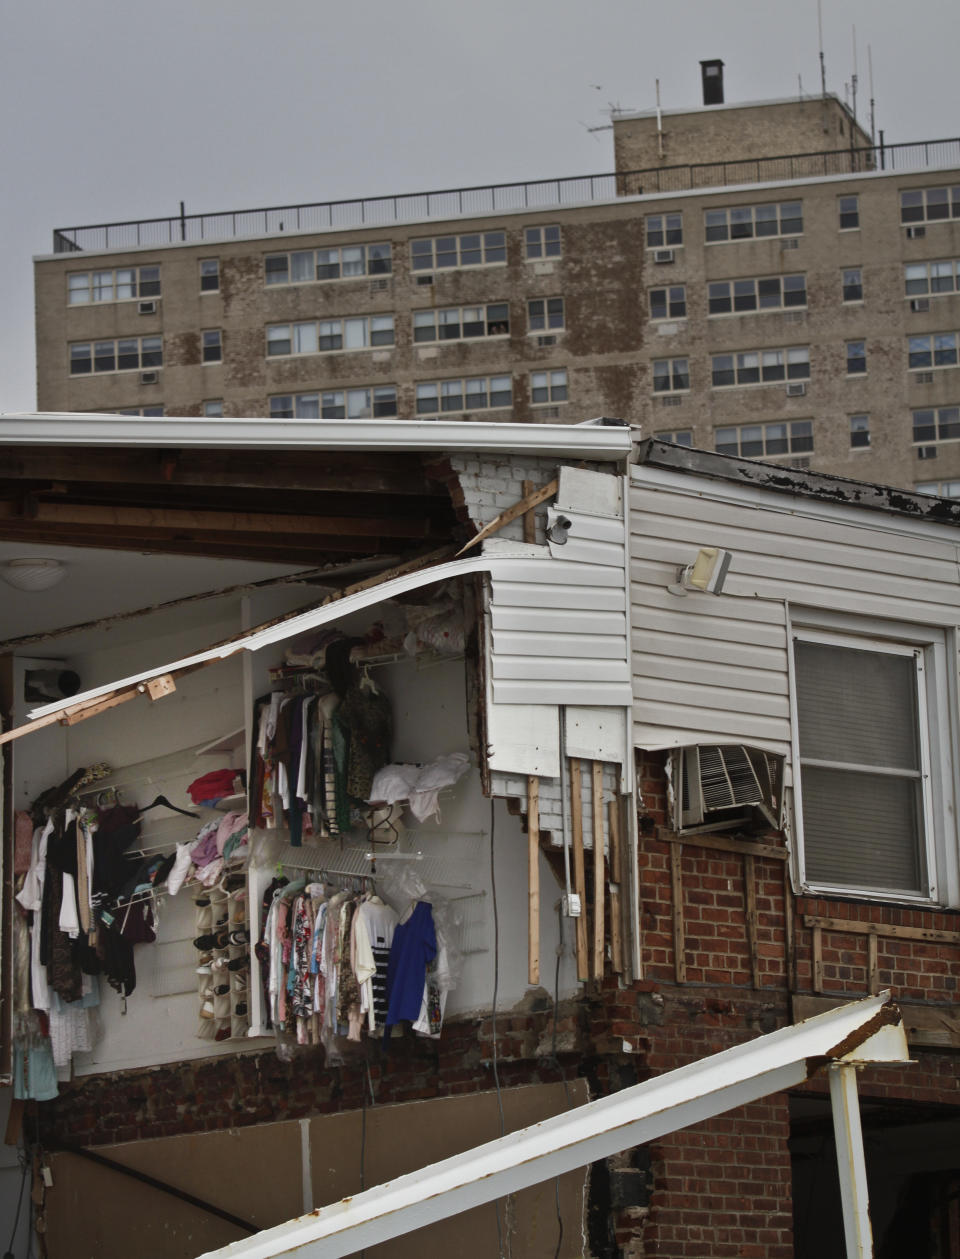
[0,415,632,460]
[26,555,508,721]
[197,993,907,1259]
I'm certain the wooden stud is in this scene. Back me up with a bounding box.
[743,854,761,990]
[670,843,686,984]
[657,829,787,862]
[803,915,960,945]
[527,775,540,986]
[867,931,879,996]
[521,480,537,544]
[812,924,824,994]
[607,798,624,974]
[591,760,605,980]
[569,757,589,982]
[783,864,796,993]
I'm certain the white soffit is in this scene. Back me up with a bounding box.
[196,994,908,1259]
[0,415,633,460]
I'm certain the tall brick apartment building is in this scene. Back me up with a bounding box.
[2,413,960,1258]
[32,69,960,497]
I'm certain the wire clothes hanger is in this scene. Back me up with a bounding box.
[136,794,199,820]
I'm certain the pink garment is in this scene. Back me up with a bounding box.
[215,811,247,855]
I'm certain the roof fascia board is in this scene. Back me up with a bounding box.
[630,462,960,545]
[0,415,631,460]
[196,994,906,1259]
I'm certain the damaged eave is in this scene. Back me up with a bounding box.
[634,438,960,526]
[195,994,908,1259]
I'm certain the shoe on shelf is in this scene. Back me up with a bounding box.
[199,1000,215,1019]
[228,928,249,946]
[226,953,249,972]
[214,1026,231,1042]
[213,983,230,996]
[234,1002,248,1017]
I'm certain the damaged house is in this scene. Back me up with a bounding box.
[1,413,960,1259]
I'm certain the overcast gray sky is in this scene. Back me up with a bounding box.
[1,0,957,413]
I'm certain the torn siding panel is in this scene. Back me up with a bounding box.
[485,705,560,778]
[564,707,627,765]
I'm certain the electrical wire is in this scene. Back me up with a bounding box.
[4,1146,29,1259]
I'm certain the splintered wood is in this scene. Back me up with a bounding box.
[569,757,589,981]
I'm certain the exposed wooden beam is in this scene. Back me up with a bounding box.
[456,478,558,557]
[591,760,605,980]
[569,757,589,982]
[527,775,540,986]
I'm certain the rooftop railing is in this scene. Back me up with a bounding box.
[52,136,960,254]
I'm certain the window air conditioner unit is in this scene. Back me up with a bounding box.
[790,456,811,470]
[138,299,158,315]
[780,238,799,250]
[538,405,560,419]
[906,225,926,239]
[786,381,806,396]
[672,744,783,834]
[915,371,935,384]
[369,278,389,293]
[139,370,160,385]
[653,249,675,264]
[537,335,557,347]
[784,311,805,323]
[917,445,937,460]
[416,275,434,286]
[910,298,930,312]
[661,395,683,407]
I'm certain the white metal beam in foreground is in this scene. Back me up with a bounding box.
[198,994,908,1259]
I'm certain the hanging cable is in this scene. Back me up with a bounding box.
[4,1144,29,1259]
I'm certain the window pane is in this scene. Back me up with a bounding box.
[413,312,436,342]
[411,240,434,270]
[321,391,345,419]
[489,376,512,407]
[672,360,689,390]
[341,247,364,276]
[730,207,753,238]
[293,323,318,354]
[139,266,161,296]
[267,326,291,355]
[315,249,340,280]
[459,235,481,266]
[295,394,320,419]
[665,215,683,245]
[525,228,543,258]
[265,255,288,284]
[740,424,763,456]
[909,337,932,369]
[440,381,463,411]
[544,226,562,255]
[646,217,664,247]
[95,341,117,371]
[270,397,294,418]
[70,343,91,374]
[416,384,438,414]
[317,320,341,351]
[115,270,135,300]
[68,274,90,304]
[370,315,394,346]
[714,428,738,456]
[790,421,814,452]
[754,205,777,236]
[484,232,506,263]
[346,388,372,418]
[368,243,392,274]
[372,386,397,417]
[140,337,162,367]
[291,251,314,283]
[343,318,368,350]
[705,210,728,242]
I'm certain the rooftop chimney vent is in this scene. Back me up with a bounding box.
[700,59,724,106]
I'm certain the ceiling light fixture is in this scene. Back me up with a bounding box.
[1,558,68,592]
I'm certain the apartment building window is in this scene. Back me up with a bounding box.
[202,330,222,363]
[652,358,690,393]
[266,316,394,356]
[67,266,160,305]
[846,340,867,375]
[904,260,960,296]
[842,269,863,302]
[707,274,806,315]
[908,333,960,370]
[270,386,398,420]
[850,414,870,448]
[200,260,220,292]
[704,201,802,243]
[655,429,693,446]
[69,336,162,374]
[265,244,392,285]
[793,632,936,899]
[900,186,960,225]
[711,346,810,387]
[411,232,506,271]
[527,298,564,332]
[525,226,561,259]
[530,369,568,404]
[203,400,223,417]
[916,479,960,497]
[116,406,164,417]
[645,214,683,248]
[413,303,509,342]
[649,286,686,320]
[415,375,512,415]
[913,406,960,444]
[838,196,860,230]
[715,419,813,458]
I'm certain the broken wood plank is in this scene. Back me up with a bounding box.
[670,843,686,984]
[783,865,796,993]
[792,994,960,1051]
[812,924,824,994]
[607,797,623,974]
[743,854,761,990]
[867,931,879,997]
[521,480,537,544]
[657,828,788,862]
[802,915,960,945]
[144,674,176,701]
[591,760,605,981]
[569,757,589,982]
[527,775,540,987]
[455,478,558,557]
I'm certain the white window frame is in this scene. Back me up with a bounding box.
[201,329,222,363]
[915,479,960,498]
[845,340,867,376]
[654,429,693,446]
[264,243,392,285]
[69,336,163,375]
[704,200,803,244]
[67,265,161,305]
[414,375,512,416]
[789,616,953,906]
[714,419,813,459]
[645,213,683,249]
[707,274,806,316]
[904,260,960,298]
[413,303,509,343]
[900,186,960,226]
[711,346,810,389]
[266,315,394,357]
[908,332,960,372]
[652,358,690,395]
[410,231,506,272]
[527,297,564,332]
[649,286,687,320]
[912,405,960,446]
[841,268,863,303]
[199,259,220,292]
[269,386,398,420]
[524,225,561,259]
[838,195,860,230]
[530,369,568,405]
[849,413,870,448]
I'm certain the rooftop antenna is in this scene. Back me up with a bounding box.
[655,79,664,159]
[851,25,858,125]
[817,0,827,98]
[868,44,876,145]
